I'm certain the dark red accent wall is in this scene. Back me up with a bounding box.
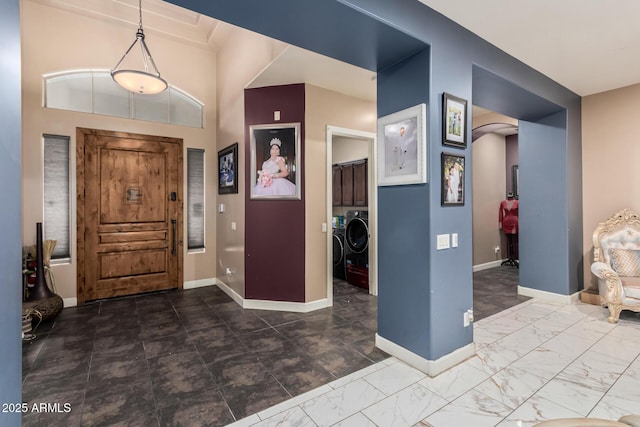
[245,84,306,302]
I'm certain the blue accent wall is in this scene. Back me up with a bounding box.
[377,50,432,356]
[166,0,582,361]
[0,0,22,424]
[519,112,572,294]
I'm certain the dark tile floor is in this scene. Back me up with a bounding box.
[473,264,527,321]
[21,279,386,426]
[22,266,522,426]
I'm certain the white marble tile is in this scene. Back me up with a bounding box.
[480,314,530,337]
[608,321,640,344]
[498,324,552,353]
[588,399,634,421]
[589,333,640,363]
[510,348,575,382]
[257,384,333,420]
[252,407,315,427]
[473,326,506,349]
[468,339,525,375]
[418,359,489,401]
[539,331,597,358]
[535,376,607,416]
[226,414,261,427]
[508,302,557,322]
[331,412,377,427]
[498,394,583,427]
[541,309,588,329]
[362,383,448,427]
[473,365,548,410]
[558,350,629,393]
[363,361,426,395]
[599,361,640,414]
[301,378,386,427]
[328,360,388,390]
[422,389,512,427]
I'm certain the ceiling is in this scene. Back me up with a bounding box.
[418,0,640,96]
[32,0,637,100]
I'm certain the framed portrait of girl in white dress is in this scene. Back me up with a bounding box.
[250,123,301,200]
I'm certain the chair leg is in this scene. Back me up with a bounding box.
[608,304,622,323]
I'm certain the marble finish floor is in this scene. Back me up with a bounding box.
[21,266,527,425]
[231,298,640,427]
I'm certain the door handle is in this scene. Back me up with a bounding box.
[171,219,177,255]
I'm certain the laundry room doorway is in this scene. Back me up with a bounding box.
[326,126,377,306]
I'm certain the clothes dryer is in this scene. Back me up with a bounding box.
[332,228,346,280]
[344,210,369,289]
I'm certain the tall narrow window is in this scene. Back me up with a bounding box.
[187,148,205,251]
[43,134,71,260]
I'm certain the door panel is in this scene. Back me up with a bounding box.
[77,128,183,304]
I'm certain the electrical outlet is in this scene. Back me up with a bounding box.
[463,309,474,327]
[225,267,232,275]
[494,246,500,254]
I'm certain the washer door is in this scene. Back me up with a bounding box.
[332,233,344,266]
[345,217,369,253]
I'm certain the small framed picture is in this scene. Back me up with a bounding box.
[443,93,467,148]
[441,152,465,206]
[250,123,301,200]
[218,142,238,194]
[377,103,427,186]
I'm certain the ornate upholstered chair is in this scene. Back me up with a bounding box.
[533,415,640,426]
[590,209,640,323]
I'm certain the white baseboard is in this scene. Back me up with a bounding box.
[243,297,330,313]
[518,285,581,304]
[473,260,505,272]
[63,297,77,308]
[184,278,216,289]
[215,278,331,313]
[375,334,475,377]
[215,278,245,307]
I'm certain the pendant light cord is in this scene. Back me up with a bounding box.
[138,0,144,31]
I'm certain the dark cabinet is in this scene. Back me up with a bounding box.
[353,160,367,206]
[332,165,342,206]
[341,163,354,206]
[332,159,367,207]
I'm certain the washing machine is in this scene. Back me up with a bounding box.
[332,228,346,280]
[344,210,369,289]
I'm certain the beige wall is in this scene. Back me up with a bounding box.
[582,83,640,291]
[472,133,506,265]
[215,27,287,298]
[304,84,376,301]
[22,1,218,300]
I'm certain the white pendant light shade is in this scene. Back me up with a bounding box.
[112,68,167,95]
[111,1,167,95]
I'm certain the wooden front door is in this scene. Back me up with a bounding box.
[77,128,183,304]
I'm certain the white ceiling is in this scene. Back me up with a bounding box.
[32,0,637,100]
[418,0,640,96]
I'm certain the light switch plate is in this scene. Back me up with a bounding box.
[452,233,458,247]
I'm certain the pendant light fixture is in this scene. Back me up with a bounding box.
[111,0,167,95]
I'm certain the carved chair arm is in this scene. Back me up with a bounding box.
[591,262,623,303]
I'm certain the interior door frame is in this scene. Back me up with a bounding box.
[326,125,378,305]
[76,127,184,304]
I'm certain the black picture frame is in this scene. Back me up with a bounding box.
[443,92,468,148]
[441,152,465,206]
[218,142,238,194]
